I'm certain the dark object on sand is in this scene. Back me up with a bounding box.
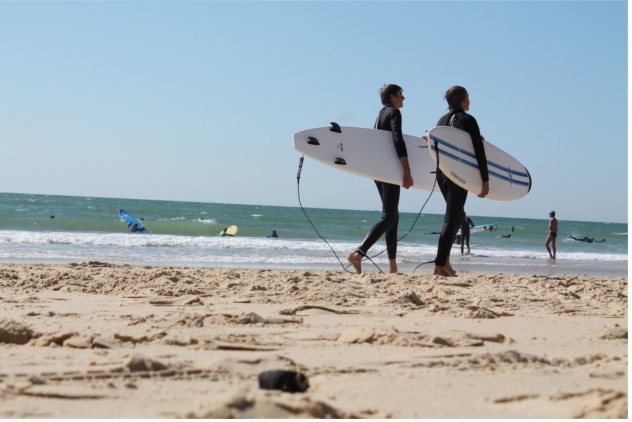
[258,370,309,393]
[0,318,33,344]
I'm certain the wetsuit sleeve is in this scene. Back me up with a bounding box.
[389,108,408,158]
[462,116,489,182]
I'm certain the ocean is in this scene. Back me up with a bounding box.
[0,192,627,276]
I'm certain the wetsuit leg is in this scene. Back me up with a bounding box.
[357,181,400,258]
[464,227,470,251]
[434,173,467,266]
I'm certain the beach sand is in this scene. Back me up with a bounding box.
[0,262,627,418]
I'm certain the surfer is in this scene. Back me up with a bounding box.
[219,227,228,237]
[347,83,413,274]
[570,235,606,243]
[267,230,279,238]
[460,213,475,255]
[432,86,489,277]
[545,211,557,259]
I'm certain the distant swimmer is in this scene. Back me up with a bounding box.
[267,230,279,238]
[501,226,514,238]
[545,211,557,259]
[570,235,606,243]
[49,215,55,219]
[219,227,228,237]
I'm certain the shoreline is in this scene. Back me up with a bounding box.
[0,262,627,418]
[0,256,627,277]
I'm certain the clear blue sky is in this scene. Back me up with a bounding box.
[0,1,627,223]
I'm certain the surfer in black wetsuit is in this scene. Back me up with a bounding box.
[347,84,413,274]
[432,86,489,276]
[460,213,475,255]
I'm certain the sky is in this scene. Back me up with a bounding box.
[0,0,627,223]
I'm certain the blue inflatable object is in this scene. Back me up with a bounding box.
[119,209,148,233]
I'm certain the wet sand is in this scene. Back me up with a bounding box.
[0,262,627,418]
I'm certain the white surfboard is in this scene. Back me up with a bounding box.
[427,126,531,201]
[294,123,436,190]
[457,223,497,236]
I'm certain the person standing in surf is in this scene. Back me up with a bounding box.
[460,213,475,255]
[432,86,489,276]
[545,211,558,259]
[347,84,413,274]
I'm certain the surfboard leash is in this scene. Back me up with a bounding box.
[297,155,438,274]
[409,136,443,273]
[296,156,359,274]
[364,134,441,269]
[366,175,437,262]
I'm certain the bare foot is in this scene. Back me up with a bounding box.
[444,261,457,276]
[388,259,398,274]
[433,265,451,277]
[347,252,363,274]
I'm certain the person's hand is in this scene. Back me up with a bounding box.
[478,181,489,198]
[403,172,413,189]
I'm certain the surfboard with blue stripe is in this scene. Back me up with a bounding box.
[427,126,531,201]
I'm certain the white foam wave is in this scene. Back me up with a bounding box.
[0,230,626,263]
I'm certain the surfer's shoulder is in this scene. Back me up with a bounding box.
[385,107,401,121]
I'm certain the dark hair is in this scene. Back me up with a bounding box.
[380,84,403,106]
[549,211,556,217]
[445,85,469,110]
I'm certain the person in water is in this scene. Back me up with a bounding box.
[219,227,228,237]
[267,230,279,238]
[545,211,558,259]
[432,86,489,276]
[460,213,475,255]
[347,84,413,274]
[571,235,593,243]
[570,235,606,243]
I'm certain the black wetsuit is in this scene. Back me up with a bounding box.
[434,109,488,266]
[356,106,407,260]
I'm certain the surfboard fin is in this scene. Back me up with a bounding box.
[329,122,341,133]
[307,136,320,145]
[334,157,346,165]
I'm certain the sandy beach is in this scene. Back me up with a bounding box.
[0,262,627,418]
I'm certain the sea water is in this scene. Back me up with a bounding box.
[0,192,627,276]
